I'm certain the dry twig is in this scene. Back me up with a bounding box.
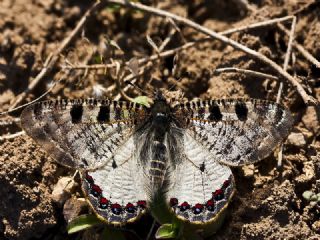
[276,16,296,168]
[7,1,102,111]
[215,67,278,80]
[104,0,317,106]
[277,23,320,69]
[0,131,25,141]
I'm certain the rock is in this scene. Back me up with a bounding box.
[302,106,319,133]
[51,176,77,205]
[63,197,87,223]
[287,132,306,147]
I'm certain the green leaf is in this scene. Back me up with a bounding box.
[310,194,318,201]
[132,96,152,107]
[67,214,103,234]
[104,4,121,12]
[155,224,178,239]
[302,190,314,201]
[101,226,126,240]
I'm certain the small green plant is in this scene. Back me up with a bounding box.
[67,214,126,240]
[302,190,320,217]
[132,96,152,107]
[302,190,320,208]
[155,221,182,239]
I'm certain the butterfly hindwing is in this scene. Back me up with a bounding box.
[165,129,234,223]
[173,99,293,166]
[82,136,148,224]
[21,99,148,169]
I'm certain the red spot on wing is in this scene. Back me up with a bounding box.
[192,203,203,214]
[206,199,215,211]
[137,200,146,209]
[85,173,94,184]
[125,202,135,213]
[223,180,230,189]
[179,201,190,211]
[213,189,224,200]
[100,197,108,205]
[170,198,178,206]
[92,184,102,193]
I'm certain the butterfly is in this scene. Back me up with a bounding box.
[20,91,293,227]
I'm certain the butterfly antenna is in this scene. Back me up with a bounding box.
[168,77,182,92]
[125,80,152,97]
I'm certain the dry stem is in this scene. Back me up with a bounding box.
[8,1,102,111]
[105,0,317,106]
[276,17,296,168]
[215,67,278,80]
[277,23,320,69]
[0,131,25,141]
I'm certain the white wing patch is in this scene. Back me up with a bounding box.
[166,131,234,223]
[82,137,148,224]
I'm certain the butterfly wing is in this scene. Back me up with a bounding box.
[165,128,234,223]
[21,99,149,224]
[21,99,148,169]
[173,99,293,166]
[82,136,148,224]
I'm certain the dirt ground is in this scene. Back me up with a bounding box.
[0,0,320,239]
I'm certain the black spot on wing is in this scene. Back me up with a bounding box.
[274,106,284,123]
[33,103,43,120]
[70,105,83,123]
[112,159,117,169]
[208,104,222,121]
[115,107,121,120]
[97,105,110,122]
[235,102,248,121]
[199,162,205,172]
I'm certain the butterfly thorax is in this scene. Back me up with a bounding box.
[150,99,172,140]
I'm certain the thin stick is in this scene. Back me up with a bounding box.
[0,118,21,127]
[277,17,296,169]
[215,67,279,80]
[105,0,317,106]
[146,220,156,240]
[158,26,177,52]
[63,16,296,95]
[0,131,25,141]
[63,16,295,72]
[221,15,294,35]
[276,17,296,103]
[0,78,64,116]
[8,1,102,111]
[277,23,320,69]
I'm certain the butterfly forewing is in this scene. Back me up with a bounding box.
[173,99,293,166]
[20,99,148,169]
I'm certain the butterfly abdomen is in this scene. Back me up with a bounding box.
[149,141,167,184]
